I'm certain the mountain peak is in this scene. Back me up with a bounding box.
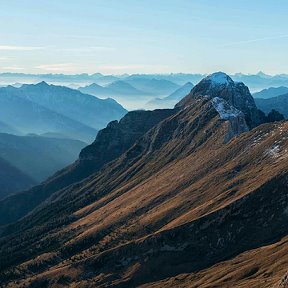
[35,81,49,87]
[183,81,193,87]
[176,72,265,128]
[257,71,271,78]
[205,72,234,86]
[87,83,103,88]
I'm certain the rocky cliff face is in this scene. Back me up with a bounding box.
[177,72,266,128]
[80,109,175,162]
[211,96,249,142]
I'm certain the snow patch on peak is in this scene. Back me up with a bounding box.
[212,97,249,142]
[212,97,243,120]
[206,72,234,86]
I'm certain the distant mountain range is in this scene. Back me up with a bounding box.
[124,77,180,95]
[0,82,127,198]
[106,80,147,95]
[253,86,288,99]
[3,72,288,112]
[79,79,179,110]
[16,82,127,130]
[0,83,127,142]
[2,71,288,91]
[146,82,194,109]
[255,93,288,118]
[251,86,288,119]
[79,81,146,96]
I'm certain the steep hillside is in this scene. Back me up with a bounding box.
[0,109,174,226]
[0,73,287,287]
[0,157,35,200]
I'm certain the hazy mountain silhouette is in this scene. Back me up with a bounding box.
[255,93,288,118]
[0,133,86,182]
[253,86,288,99]
[79,81,148,97]
[146,82,194,109]
[78,82,109,96]
[0,157,35,200]
[2,72,288,91]
[0,120,20,135]
[0,83,127,142]
[17,82,127,130]
[125,77,180,95]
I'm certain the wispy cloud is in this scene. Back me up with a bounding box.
[0,45,43,51]
[35,63,76,72]
[0,66,24,71]
[221,34,288,48]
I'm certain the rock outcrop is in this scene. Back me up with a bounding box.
[177,72,266,128]
[211,96,249,142]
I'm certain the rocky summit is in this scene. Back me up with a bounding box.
[0,73,287,288]
[177,72,266,128]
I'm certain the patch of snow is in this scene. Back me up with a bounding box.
[266,144,280,159]
[206,72,234,86]
[212,97,243,120]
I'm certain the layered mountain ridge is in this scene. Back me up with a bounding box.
[0,83,127,142]
[0,157,36,200]
[145,82,194,109]
[255,93,288,119]
[0,109,174,226]
[253,86,288,99]
[0,133,86,182]
[0,72,287,288]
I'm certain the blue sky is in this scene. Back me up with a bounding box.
[0,0,287,74]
